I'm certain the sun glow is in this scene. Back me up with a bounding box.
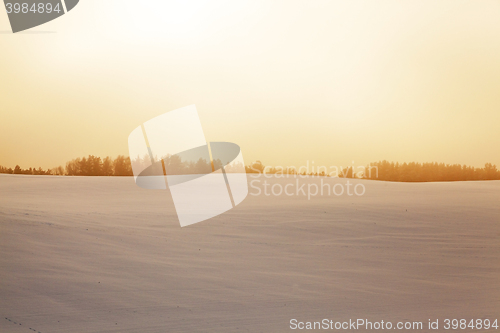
[92,0,254,43]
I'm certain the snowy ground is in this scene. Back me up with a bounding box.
[0,174,499,332]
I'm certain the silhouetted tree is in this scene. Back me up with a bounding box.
[113,155,133,176]
[102,156,114,176]
[246,160,265,173]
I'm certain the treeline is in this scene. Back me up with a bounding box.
[364,160,500,182]
[0,154,241,177]
[65,155,132,176]
[245,160,500,182]
[0,155,133,177]
[0,165,53,175]
[131,154,212,176]
[63,154,241,176]
[244,160,361,177]
[1,157,500,182]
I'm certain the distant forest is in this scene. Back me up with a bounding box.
[0,156,133,177]
[246,160,500,181]
[1,155,500,182]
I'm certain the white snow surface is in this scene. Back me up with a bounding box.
[0,174,499,332]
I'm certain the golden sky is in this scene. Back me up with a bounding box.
[1,0,499,169]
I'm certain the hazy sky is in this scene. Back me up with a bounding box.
[1,0,499,170]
